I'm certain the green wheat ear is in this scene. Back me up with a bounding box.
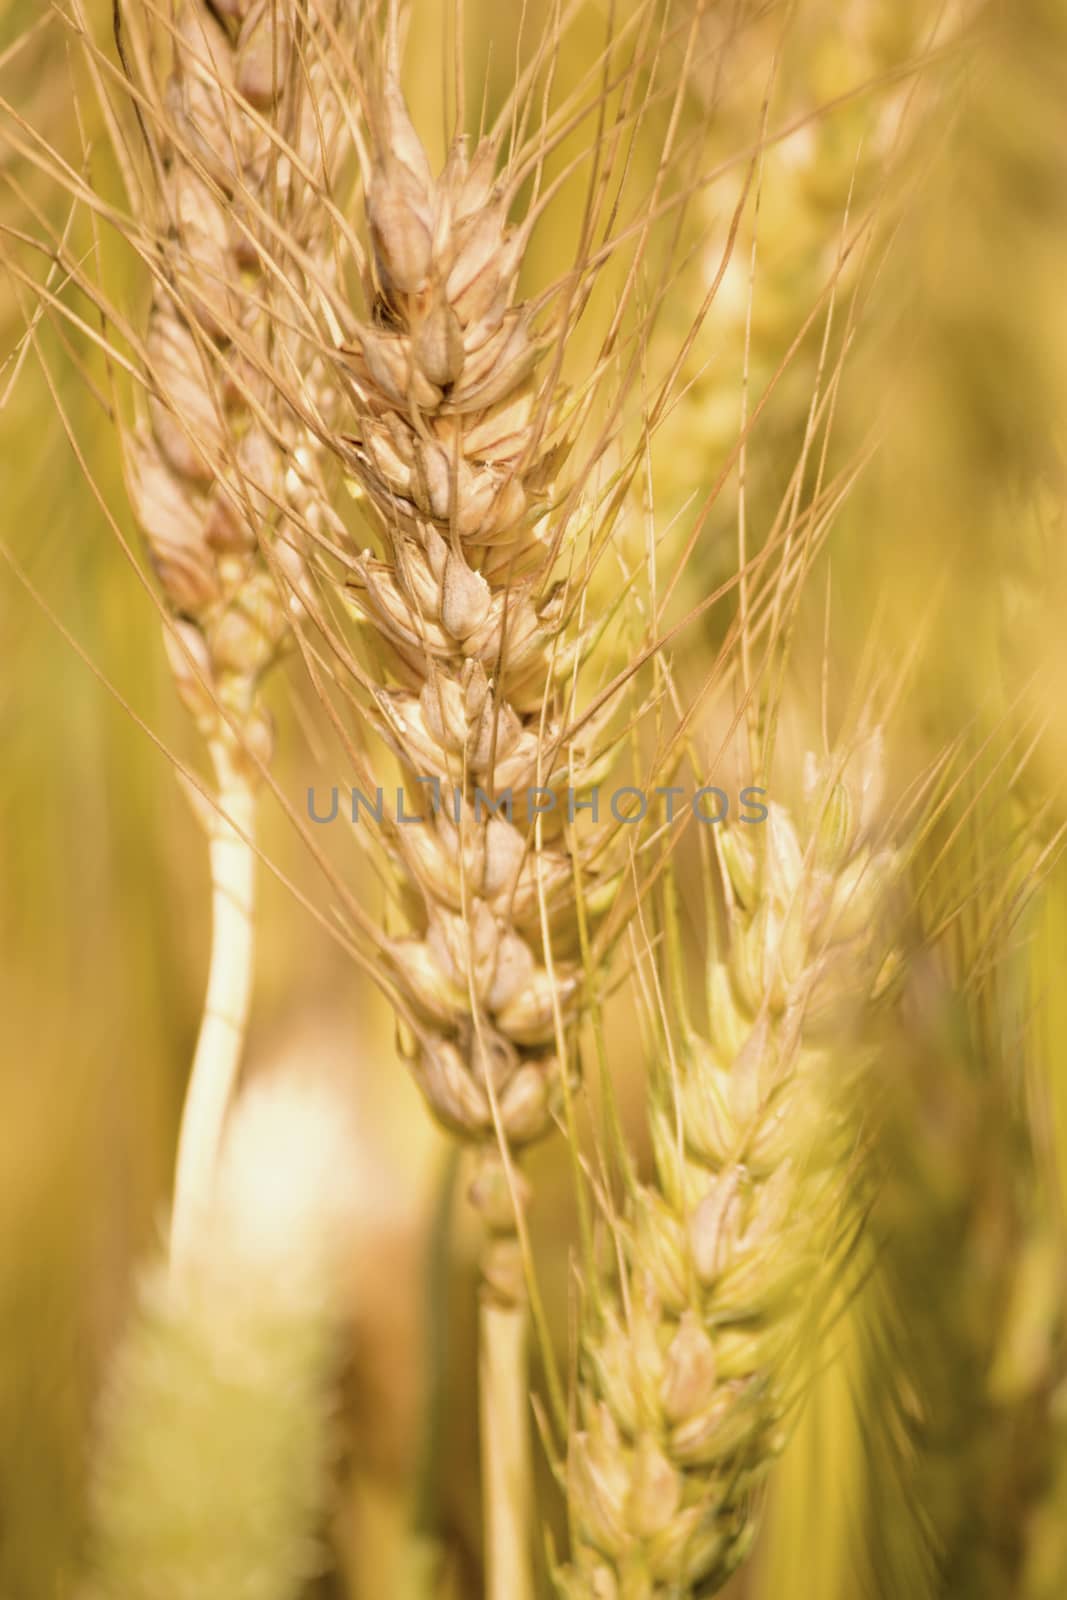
[86,1074,360,1600]
[559,737,900,1599]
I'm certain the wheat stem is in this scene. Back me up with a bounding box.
[479,1290,535,1600]
[169,738,257,1278]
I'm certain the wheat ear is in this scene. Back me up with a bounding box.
[331,59,605,1159]
[561,736,897,1598]
[116,0,345,1274]
[332,57,567,1594]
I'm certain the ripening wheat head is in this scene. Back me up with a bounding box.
[284,4,713,1168]
[111,0,371,771]
[561,734,900,1598]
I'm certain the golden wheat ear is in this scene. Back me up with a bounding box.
[312,45,637,1595]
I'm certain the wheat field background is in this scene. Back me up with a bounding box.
[2,2,1066,1598]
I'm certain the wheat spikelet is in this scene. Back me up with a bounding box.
[560,736,898,1598]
